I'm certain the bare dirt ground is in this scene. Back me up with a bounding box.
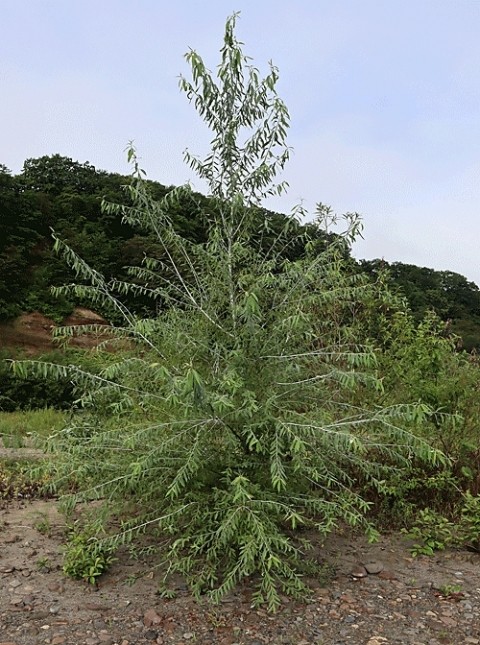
[1,493,480,645]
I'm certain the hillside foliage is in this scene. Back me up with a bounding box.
[1,166,480,348]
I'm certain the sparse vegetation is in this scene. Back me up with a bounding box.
[0,460,50,499]
[32,510,52,536]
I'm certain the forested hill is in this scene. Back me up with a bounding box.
[360,260,480,350]
[2,155,480,350]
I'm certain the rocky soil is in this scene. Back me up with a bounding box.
[1,497,480,645]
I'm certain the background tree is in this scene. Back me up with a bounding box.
[361,259,480,350]
[1,152,338,325]
[0,166,47,318]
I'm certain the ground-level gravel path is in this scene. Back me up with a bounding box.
[1,499,479,645]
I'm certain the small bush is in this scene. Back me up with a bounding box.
[404,509,456,556]
[459,491,480,550]
[63,523,117,584]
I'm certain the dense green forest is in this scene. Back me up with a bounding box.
[2,155,480,349]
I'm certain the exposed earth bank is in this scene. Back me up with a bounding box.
[0,308,109,355]
[1,498,479,645]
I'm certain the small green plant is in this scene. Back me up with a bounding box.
[156,583,178,599]
[36,556,52,572]
[437,630,450,642]
[125,573,141,587]
[404,509,456,556]
[206,609,228,628]
[437,583,462,597]
[63,524,116,584]
[33,511,52,536]
[459,491,480,550]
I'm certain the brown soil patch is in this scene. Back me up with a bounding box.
[0,309,110,355]
[1,491,480,645]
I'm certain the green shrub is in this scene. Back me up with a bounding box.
[402,491,480,556]
[63,523,117,584]
[459,491,480,550]
[16,15,444,611]
[404,509,456,556]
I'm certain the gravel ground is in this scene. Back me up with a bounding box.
[1,499,480,645]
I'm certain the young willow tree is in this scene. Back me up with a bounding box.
[16,14,442,610]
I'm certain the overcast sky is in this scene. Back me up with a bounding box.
[2,1,480,285]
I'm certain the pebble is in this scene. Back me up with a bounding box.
[377,570,398,580]
[4,535,20,544]
[340,593,356,604]
[48,582,63,592]
[144,608,162,626]
[51,637,66,645]
[350,565,368,578]
[439,616,457,627]
[364,561,384,575]
[83,603,112,611]
[9,596,23,606]
[32,610,51,619]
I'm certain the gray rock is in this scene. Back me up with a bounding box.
[365,561,384,575]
